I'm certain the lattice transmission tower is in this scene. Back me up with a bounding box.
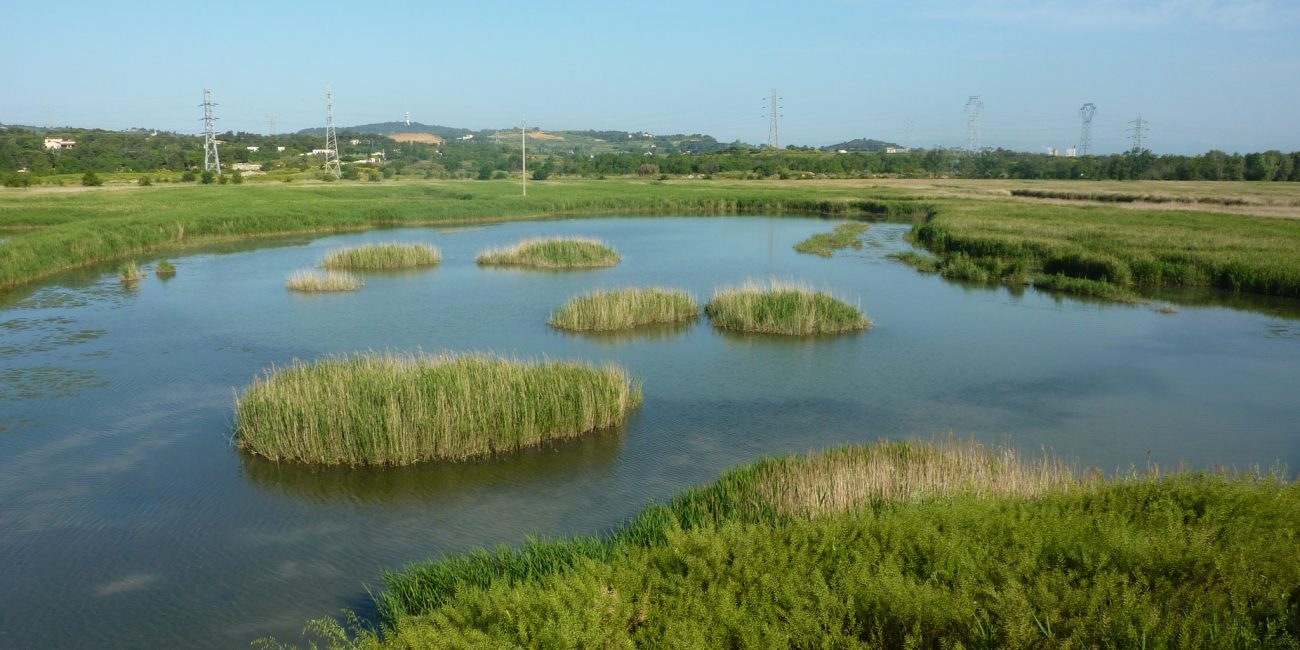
[1078,103,1096,155]
[201,89,220,174]
[323,87,342,178]
[965,95,983,152]
[1128,114,1148,153]
[903,118,914,150]
[763,88,782,149]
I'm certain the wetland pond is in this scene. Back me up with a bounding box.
[1,216,1298,648]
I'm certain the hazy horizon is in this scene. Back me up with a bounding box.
[4,0,1298,155]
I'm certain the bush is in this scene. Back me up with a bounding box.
[81,172,103,187]
[368,172,382,182]
[230,171,243,184]
[637,163,660,176]
[341,168,360,181]
[2,174,34,188]
[218,174,229,185]
[382,167,395,179]
[200,170,215,185]
[138,175,153,186]
[180,170,197,182]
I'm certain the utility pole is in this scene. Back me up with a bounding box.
[1128,114,1147,153]
[965,95,983,152]
[1078,103,1096,156]
[267,114,277,137]
[521,120,527,197]
[763,88,782,149]
[323,86,342,178]
[201,88,221,174]
[904,118,914,150]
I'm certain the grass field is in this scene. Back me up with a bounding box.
[705,279,870,335]
[1,178,1298,302]
[550,287,699,331]
[235,352,641,465]
[268,438,1299,649]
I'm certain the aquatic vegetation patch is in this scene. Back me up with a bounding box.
[323,438,1300,649]
[321,242,441,270]
[476,236,620,269]
[1034,273,1140,303]
[549,287,698,332]
[154,260,175,277]
[886,250,940,273]
[285,270,362,292]
[234,352,641,465]
[705,279,869,335]
[793,222,870,257]
[117,262,142,284]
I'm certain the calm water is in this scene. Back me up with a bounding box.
[1,217,1298,648]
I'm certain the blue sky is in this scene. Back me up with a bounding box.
[3,0,1297,154]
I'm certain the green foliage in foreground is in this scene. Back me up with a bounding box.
[476,236,620,269]
[321,243,441,270]
[278,440,1299,649]
[549,287,699,332]
[793,222,870,257]
[910,201,1300,298]
[705,280,870,335]
[234,352,641,465]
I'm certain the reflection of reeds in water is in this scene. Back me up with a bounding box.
[476,236,620,269]
[234,351,641,466]
[550,287,698,332]
[705,278,870,335]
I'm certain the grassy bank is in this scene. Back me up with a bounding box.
[285,270,363,292]
[550,287,699,331]
[908,200,1300,298]
[277,439,1298,648]
[322,242,441,270]
[0,180,933,290]
[234,352,641,465]
[793,222,870,256]
[476,236,620,269]
[705,279,870,335]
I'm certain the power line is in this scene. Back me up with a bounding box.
[1078,103,1096,155]
[965,95,983,152]
[323,86,341,178]
[201,88,220,174]
[763,88,782,149]
[1128,113,1148,153]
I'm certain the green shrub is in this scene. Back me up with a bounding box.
[81,172,103,187]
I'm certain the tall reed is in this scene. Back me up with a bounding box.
[117,261,142,284]
[285,269,363,292]
[550,287,699,331]
[322,242,441,270]
[234,352,641,465]
[476,236,620,269]
[705,279,869,335]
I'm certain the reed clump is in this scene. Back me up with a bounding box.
[476,236,620,269]
[285,269,363,292]
[705,279,869,335]
[154,259,175,277]
[321,242,441,270]
[118,262,142,284]
[351,438,1299,650]
[234,351,641,465]
[550,287,699,332]
[793,222,870,257]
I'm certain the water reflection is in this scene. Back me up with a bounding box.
[239,424,628,505]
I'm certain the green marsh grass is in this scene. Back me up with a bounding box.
[705,279,869,335]
[476,236,620,269]
[886,250,940,273]
[234,352,641,465]
[306,438,1300,650]
[793,222,870,257]
[154,259,175,277]
[321,242,441,270]
[117,261,142,284]
[1034,273,1140,303]
[549,287,698,332]
[284,269,362,292]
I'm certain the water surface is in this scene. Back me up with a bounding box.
[1,217,1297,647]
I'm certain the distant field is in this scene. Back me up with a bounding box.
[1,178,1298,299]
[388,132,445,145]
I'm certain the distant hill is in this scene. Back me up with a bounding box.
[298,121,472,140]
[821,138,901,153]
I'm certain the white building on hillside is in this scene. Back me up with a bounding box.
[44,137,76,150]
